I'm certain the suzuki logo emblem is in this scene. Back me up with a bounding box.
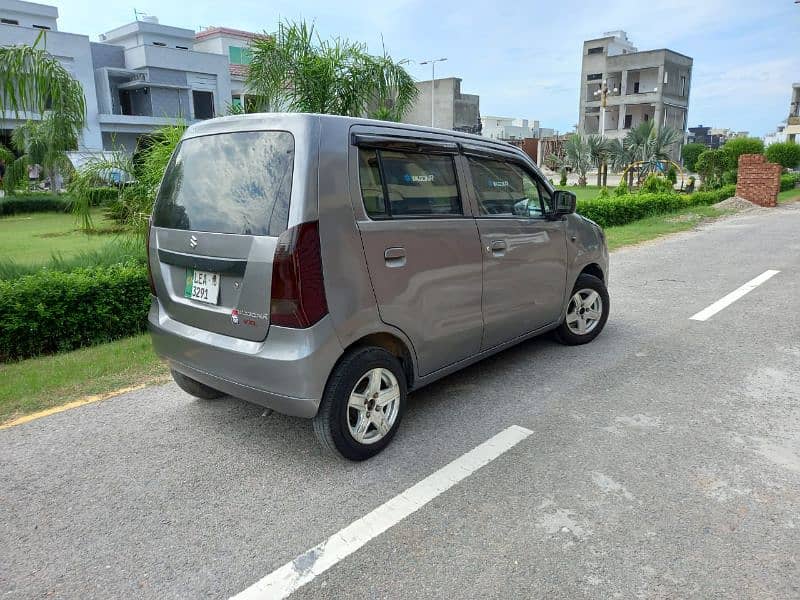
[189,235,198,249]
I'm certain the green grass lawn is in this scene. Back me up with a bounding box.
[557,185,604,202]
[0,334,169,423]
[603,206,726,251]
[778,188,800,204]
[0,208,121,264]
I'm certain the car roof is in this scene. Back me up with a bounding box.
[185,112,522,154]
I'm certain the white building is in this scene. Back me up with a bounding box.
[193,27,261,111]
[773,82,800,145]
[0,0,103,150]
[1,0,249,153]
[480,116,554,140]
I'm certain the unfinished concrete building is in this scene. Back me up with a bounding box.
[402,77,481,134]
[578,31,692,158]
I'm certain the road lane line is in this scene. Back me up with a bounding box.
[0,384,147,430]
[690,269,780,322]
[230,424,533,600]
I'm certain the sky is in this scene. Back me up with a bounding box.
[53,0,800,137]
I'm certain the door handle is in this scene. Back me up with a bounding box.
[384,247,406,267]
[489,240,507,256]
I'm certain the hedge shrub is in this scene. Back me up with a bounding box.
[86,186,119,206]
[765,142,800,169]
[780,172,800,192]
[0,263,150,361]
[577,184,737,228]
[0,193,70,215]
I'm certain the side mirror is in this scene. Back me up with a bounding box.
[553,190,577,216]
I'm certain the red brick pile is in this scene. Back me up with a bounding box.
[735,154,781,207]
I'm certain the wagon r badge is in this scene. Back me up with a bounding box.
[189,234,198,249]
[230,309,240,325]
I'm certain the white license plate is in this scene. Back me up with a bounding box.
[184,269,220,305]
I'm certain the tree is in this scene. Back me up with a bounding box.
[695,148,726,189]
[564,134,592,186]
[8,115,76,192]
[681,142,705,172]
[606,121,682,187]
[720,137,764,171]
[587,134,611,187]
[0,32,86,192]
[765,142,800,169]
[246,20,417,121]
[70,124,185,233]
[638,124,682,177]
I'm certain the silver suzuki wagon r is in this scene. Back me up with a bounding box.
[147,113,609,460]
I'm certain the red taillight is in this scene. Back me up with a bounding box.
[146,218,157,296]
[269,221,328,328]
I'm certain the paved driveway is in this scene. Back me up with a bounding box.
[2,204,799,599]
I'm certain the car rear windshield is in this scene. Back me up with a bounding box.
[152,130,294,236]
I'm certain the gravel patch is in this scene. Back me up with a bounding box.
[713,196,764,212]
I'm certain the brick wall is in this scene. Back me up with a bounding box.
[736,154,781,207]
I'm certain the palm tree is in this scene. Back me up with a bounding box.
[564,134,592,186]
[8,115,76,192]
[639,125,682,177]
[0,32,86,192]
[69,124,185,233]
[246,20,417,120]
[607,121,682,187]
[587,134,611,187]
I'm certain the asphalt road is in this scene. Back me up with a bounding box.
[2,203,799,599]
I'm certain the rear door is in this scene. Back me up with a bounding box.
[351,132,483,377]
[150,129,296,342]
[464,152,567,350]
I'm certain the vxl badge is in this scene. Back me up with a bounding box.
[189,234,198,249]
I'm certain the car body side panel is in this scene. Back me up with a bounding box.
[562,214,609,310]
[344,123,484,377]
[475,217,568,348]
[315,118,423,375]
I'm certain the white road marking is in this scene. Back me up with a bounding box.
[690,270,780,322]
[230,425,533,600]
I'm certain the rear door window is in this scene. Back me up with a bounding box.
[153,131,294,236]
[357,147,462,218]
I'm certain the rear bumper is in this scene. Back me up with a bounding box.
[148,298,343,418]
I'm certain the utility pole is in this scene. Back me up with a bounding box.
[419,58,447,128]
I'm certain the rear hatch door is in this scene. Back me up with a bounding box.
[150,129,295,342]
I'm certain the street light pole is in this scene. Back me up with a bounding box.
[419,57,447,128]
[593,79,618,186]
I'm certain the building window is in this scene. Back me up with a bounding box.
[192,90,215,120]
[587,73,602,81]
[663,71,669,84]
[153,41,166,47]
[680,75,687,96]
[587,46,603,55]
[1,18,19,25]
[228,46,252,65]
[624,114,633,129]
[32,24,50,30]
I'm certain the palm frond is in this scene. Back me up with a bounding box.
[246,19,417,121]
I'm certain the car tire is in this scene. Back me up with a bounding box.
[554,273,610,345]
[171,369,226,400]
[313,347,407,461]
